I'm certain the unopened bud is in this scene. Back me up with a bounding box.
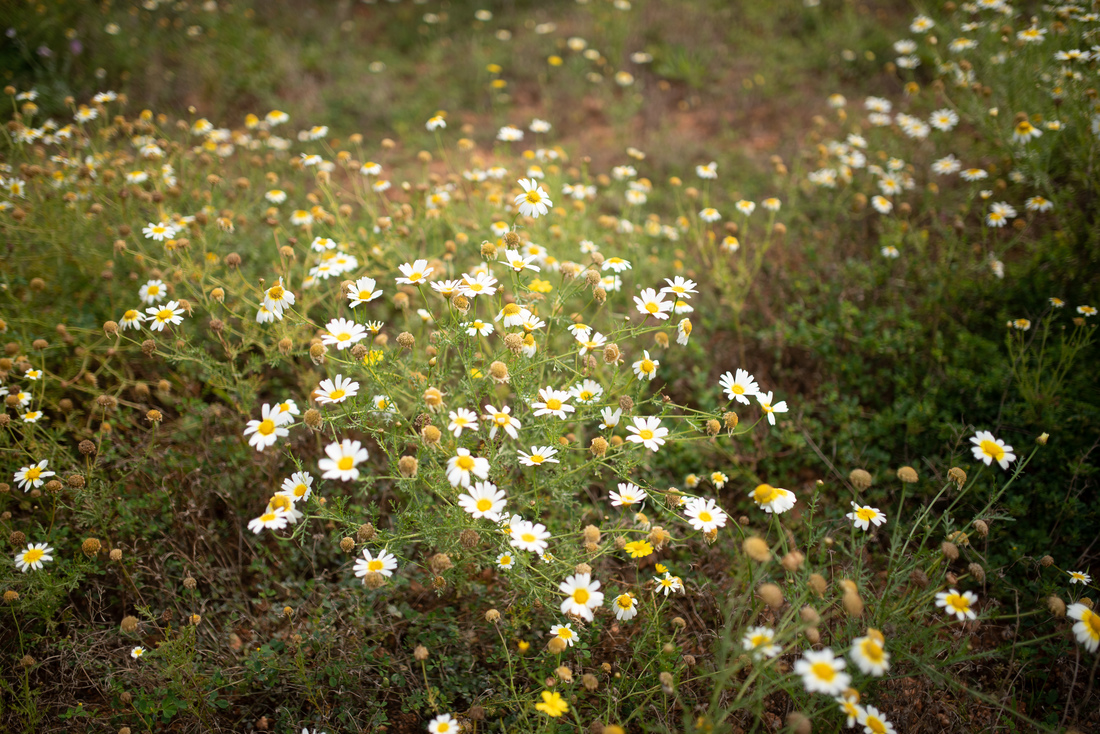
[743,537,770,562]
[849,469,872,489]
[941,542,959,561]
[808,573,827,597]
[758,583,784,608]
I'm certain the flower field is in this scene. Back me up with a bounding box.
[1,1,1098,732]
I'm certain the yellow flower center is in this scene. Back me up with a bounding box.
[856,508,877,522]
[810,662,836,682]
[525,191,542,204]
[572,589,590,605]
[294,484,308,498]
[26,467,42,481]
[698,511,713,523]
[731,384,744,394]
[750,634,768,647]
[860,639,884,663]
[558,628,573,639]
[457,456,476,471]
[979,440,1005,462]
[257,419,276,436]
[148,285,160,294]
[617,596,633,609]
[270,495,291,511]
[946,593,970,613]
[337,456,355,471]
[123,310,139,320]
[641,359,654,373]
[645,302,659,314]
[546,398,562,411]
[521,533,536,543]
[754,484,779,504]
[866,717,887,734]
[529,455,545,464]
[500,556,511,565]
[638,429,654,440]
[409,271,422,281]
[156,308,173,321]
[476,498,493,512]
[23,548,43,563]
[1084,609,1100,638]
[368,560,383,571]
[268,285,284,299]
[328,389,346,401]
[495,414,509,425]
[260,512,277,523]
[437,723,450,733]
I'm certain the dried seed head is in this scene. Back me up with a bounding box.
[44,480,62,494]
[556,665,574,683]
[357,523,376,542]
[421,424,442,445]
[79,439,97,455]
[429,553,453,573]
[489,360,510,383]
[593,287,607,304]
[398,456,418,478]
[948,467,967,487]
[658,671,674,693]
[849,469,872,490]
[3,590,18,603]
[278,337,294,355]
[723,411,739,431]
[603,343,620,364]
[82,537,102,556]
[146,409,163,423]
[183,576,197,590]
[460,529,480,549]
[842,589,864,617]
[1047,595,1066,617]
[782,551,805,572]
[109,548,123,562]
[480,241,497,259]
[339,537,355,553]
[743,536,771,562]
[1040,555,1054,567]
[800,606,821,625]
[503,332,524,354]
[103,320,119,336]
[121,616,139,633]
[582,673,599,691]
[972,519,989,538]
[548,637,567,654]
[350,344,368,360]
[909,568,929,588]
[309,342,327,364]
[485,609,501,623]
[648,526,671,549]
[897,466,918,483]
[787,712,812,734]
[968,562,986,583]
[706,419,721,436]
[808,573,827,597]
[618,395,634,413]
[758,583,784,608]
[363,571,386,589]
[9,531,26,546]
[590,436,608,457]
[941,541,959,561]
[583,525,601,544]
[20,655,35,668]
[397,332,415,349]
[303,408,322,429]
[414,645,429,661]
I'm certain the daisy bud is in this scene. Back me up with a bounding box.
[758,583,784,609]
[662,643,676,654]
[103,320,119,336]
[556,665,574,683]
[429,553,453,573]
[121,616,139,633]
[968,563,986,583]
[1083,599,1095,610]
[948,467,967,487]
[773,222,787,236]
[421,424,442,445]
[1040,555,1054,567]
[110,548,122,561]
[800,606,821,625]
[3,590,18,603]
[909,569,929,588]
[189,613,201,626]
[743,537,771,562]
[582,525,601,544]
[897,466,918,483]
[603,343,620,364]
[583,673,599,691]
[1047,595,1066,617]
[808,573,827,597]
[787,712,812,734]
[972,520,989,538]
[460,529,480,549]
[303,408,322,430]
[654,332,669,348]
[842,589,864,617]
[548,637,567,654]
[941,541,959,561]
[1037,432,1049,445]
[610,435,624,446]
[414,645,429,661]
[849,469,872,490]
[781,551,805,572]
[485,609,501,623]
[590,436,608,457]
[706,419,720,435]
[398,456,418,478]
[339,537,355,553]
